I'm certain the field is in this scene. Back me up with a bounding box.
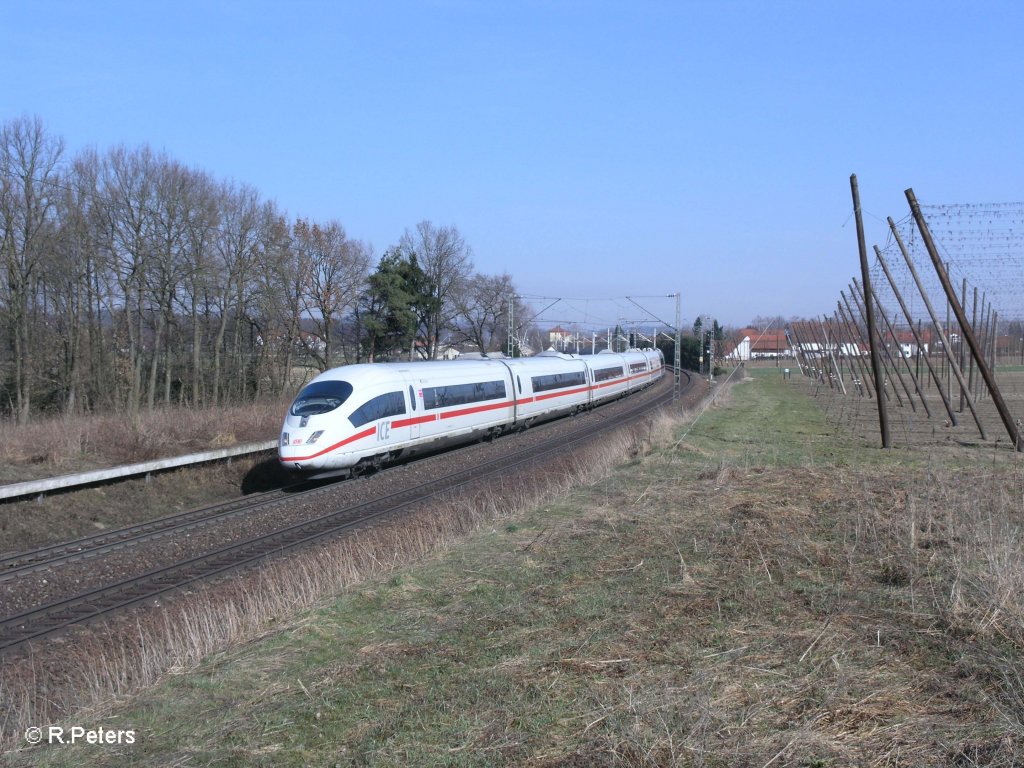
[6,368,1024,766]
[795,357,1024,453]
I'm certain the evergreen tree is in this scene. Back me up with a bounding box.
[358,251,433,361]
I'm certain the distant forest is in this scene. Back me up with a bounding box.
[0,116,537,424]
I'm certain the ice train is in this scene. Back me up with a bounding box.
[278,348,664,477]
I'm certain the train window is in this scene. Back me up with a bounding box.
[630,362,647,373]
[423,379,507,410]
[593,366,624,382]
[517,376,522,395]
[409,385,416,411]
[349,391,407,428]
[531,371,587,393]
[290,380,354,416]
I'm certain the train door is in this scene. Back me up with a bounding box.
[407,383,421,440]
[417,378,437,438]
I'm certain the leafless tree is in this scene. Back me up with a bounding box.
[0,116,65,423]
[98,145,162,420]
[749,315,788,331]
[211,182,263,402]
[451,272,517,354]
[295,219,370,371]
[49,151,101,414]
[146,159,197,409]
[398,221,473,358]
[254,205,304,392]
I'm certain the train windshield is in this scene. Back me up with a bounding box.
[290,380,354,416]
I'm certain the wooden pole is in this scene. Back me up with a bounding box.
[819,316,846,394]
[862,277,928,416]
[850,279,905,407]
[851,175,890,447]
[787,323,813,379]
[842,289,886,400]
[959,278,967,412]
[874,244,954,424]
[906,188,1019,449]
[888,213,987,439]
[968,285,978,402]
[836,299,875,398]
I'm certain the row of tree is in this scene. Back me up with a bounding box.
[0,117,530,423]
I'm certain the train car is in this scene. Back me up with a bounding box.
[503,351,591,426]
[584,350,631,404]
[279,359,512,474]
[623,348,664,390]
[278,348,664,477]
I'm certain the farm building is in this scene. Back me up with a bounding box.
[725,328,791,360]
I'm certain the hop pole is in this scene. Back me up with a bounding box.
[906,188,1021,451]
[851,174,891,447]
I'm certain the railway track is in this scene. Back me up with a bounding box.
[0,484,313,583]
[0,374,687,654]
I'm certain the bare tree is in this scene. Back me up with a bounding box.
[145,158,195,409]
[211,182,263,403]
[98,145,161,420]
[254,205,304,392]
[451,272,517,354]
[295,219,370,371]
[0,119,487,421]
[0,116,65,423]
[49,151,102,414]
[176,171,220,407]
[749,315,788,331]
[397,221,473,358]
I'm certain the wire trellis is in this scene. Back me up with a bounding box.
[804,198,1024,452]
[872,203,1024,337]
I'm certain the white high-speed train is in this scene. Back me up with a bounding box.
[278,348,664,477]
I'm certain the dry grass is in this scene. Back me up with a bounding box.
[0,398,290,484]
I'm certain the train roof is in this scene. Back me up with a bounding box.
[305,348,662,388]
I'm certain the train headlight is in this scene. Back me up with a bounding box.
[281,432,289,446]
[306,430,324,444]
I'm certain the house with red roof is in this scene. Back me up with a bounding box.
[725,328,792,360]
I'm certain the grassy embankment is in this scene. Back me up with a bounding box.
[8,369,1024,766]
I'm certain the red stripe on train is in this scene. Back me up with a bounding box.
[281,426,377,462]
[439,400,515,419]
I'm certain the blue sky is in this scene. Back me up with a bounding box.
[3,0,1022,327]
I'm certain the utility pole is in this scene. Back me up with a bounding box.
[706,315,714,383]
[507,294,515,357]
[674,293,681,401]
